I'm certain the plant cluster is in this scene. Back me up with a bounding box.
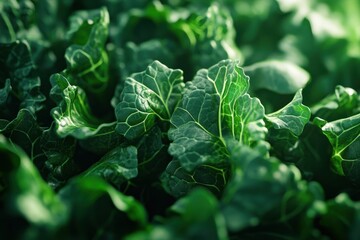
[1,0,360,239]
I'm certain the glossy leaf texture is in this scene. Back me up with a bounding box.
[315,113,360,183]
[169,59,267,169]
[51,74,115,139]
[0,41,45,118]
[265,90,311,162]
[116,61,184,139]
[164,59,268,197]
[64,7,110,94]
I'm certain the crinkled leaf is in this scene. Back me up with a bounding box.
[116,60,184,139]
[161,159,230,198]
[82,146,138,187]
[311,85,359,121]
[245,60,310,94]
[314,113,360,182]
[165,60,267,197]
[135,126,168,180]
[0,108,43,161]
[0,0,37,43]
[265,90,311,136]
[188,3,243,70]
[64,7,110,94]
[39,123,78,188]
[169,59,267,171]
[265,90,310,162]
[59,176,147,238]
[0,41,45,117]
[51,74,115,139]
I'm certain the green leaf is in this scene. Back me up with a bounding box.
[64,7,110,94]
[0,79,11,105]
[39,123,78,188]
[116,60,184,139]
[221,142,321,232]
[0,108,43,161]
[126,188,229,240]
[244,60,310,94]
[0,0,37,43]
[161,159,229,198]
[168,188,228,240]
[0,40,45,117]
[311,85,359,121]
[51,74,115,139]
[265,90,311,136]
[188,3,243,70]
[135,126,169,180]
[82,146,138,187]
[265,90,311,162]
[170,59,267,171]
[165,59,267,197]
[314,113,360,182]
[59,176,147,238]
[318,194,360,240]
[0,135,67,238]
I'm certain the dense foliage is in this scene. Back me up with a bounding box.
[1,0,360,239]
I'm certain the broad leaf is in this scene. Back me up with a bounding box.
[161,159,230,198]
[265,90,311,162]
[314,113,360,183]
[0,108,43,160]
[265,90,311,136]
[245,60,310,94]
[135,126,169,180]
[164,60,268,197]
[116,60,184,139]
[169,59,267,171]
[39,123,78,188]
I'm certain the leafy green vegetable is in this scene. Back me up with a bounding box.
[116,60,184,140]
[51,74,115,139]
[1,1,360,239]
[315,113,360,182]
[0,40,45,118]
[245,60,310,94]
